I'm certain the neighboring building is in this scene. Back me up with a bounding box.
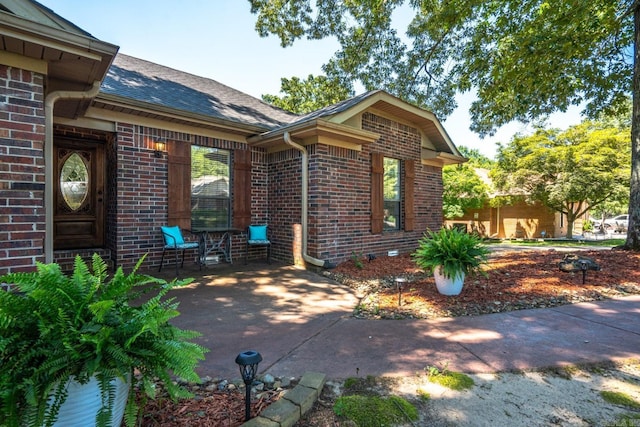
[445,168,583,239]
[447,200,557,239]
[0,0,465,274]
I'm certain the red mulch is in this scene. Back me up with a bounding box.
[138,387,282,426]
[330,248,640,319]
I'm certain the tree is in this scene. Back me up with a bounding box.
[262,74,353,114]
[492,122,630,238]
[249,0,640,249]
[442,146,492,219]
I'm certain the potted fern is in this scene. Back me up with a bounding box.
[0,254,208,427]
[412,227,489,295]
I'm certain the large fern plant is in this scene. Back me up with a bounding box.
[0,254,208,427]
[412,227,489,279]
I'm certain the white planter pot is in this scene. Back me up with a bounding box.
[433,266,465,296]
[51,374,130,427]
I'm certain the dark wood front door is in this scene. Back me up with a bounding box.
[53,139,106,249]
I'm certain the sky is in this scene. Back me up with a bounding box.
[37,0,583,159]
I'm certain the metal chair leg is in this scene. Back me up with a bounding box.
[175,247,180,278]
[159,249,166,272]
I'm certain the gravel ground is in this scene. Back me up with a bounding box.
[297,361,640,426]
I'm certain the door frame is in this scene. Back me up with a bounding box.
[53,137,106,250]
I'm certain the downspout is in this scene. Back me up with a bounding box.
[283,132,334,268]
[44,81,102,263]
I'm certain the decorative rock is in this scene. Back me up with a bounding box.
[217,379,228,390]
[262,373,275,388]
[280,377,292,388]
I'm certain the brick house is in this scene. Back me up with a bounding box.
[0,0,464,274]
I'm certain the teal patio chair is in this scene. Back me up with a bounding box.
[160,225,201,276]
[245,225,271,264]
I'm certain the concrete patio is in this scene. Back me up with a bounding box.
[150,261,640,381]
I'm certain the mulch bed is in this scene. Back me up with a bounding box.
[137,381,284,426]
[326,248,640,319]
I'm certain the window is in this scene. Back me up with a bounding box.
[383,157,401,230]
[191,147,230,230]
[371,153,414,234]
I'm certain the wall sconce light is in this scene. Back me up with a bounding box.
[154,138,166,158]
[235,350,262,421]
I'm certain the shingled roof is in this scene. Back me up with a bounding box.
[100,54,299,131]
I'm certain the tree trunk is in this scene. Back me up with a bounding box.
[566,217,575,240]
[626,5,640,250]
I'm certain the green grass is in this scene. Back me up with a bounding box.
[333,395,418,426]
[426,367,475,391]
[487,238,625,248]
[600,390,640,409]
[606,412,640,427]
[416,388,431,401]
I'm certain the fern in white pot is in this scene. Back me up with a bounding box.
[0,254,208,427]
[412,227,489,295]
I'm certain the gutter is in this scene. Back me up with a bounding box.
[283,132,334,268]
[44,81,102,263]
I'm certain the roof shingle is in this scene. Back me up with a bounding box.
[100,54,299,130]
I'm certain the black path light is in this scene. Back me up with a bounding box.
[395,277,407,306]
[235,350,263,421]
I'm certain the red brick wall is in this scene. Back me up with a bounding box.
[267,111,444,266]
[266,149,302,262]
[0,65,46,274]
[111,125,252,270]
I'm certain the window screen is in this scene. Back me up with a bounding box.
[191,147,230,230]
[384,157,401,230]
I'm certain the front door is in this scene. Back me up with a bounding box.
[53,138,106,249]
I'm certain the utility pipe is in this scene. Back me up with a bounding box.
[283,132,333,268]
[44,81,102,262]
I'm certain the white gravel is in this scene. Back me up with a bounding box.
[389,361,640,426]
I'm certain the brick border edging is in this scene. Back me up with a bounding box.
[241,372,326,427]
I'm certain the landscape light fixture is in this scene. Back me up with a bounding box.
[235,350,263,421]
[395,277,407,306]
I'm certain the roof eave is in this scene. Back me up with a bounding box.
[421,148,467,167]
[247,118,379,151]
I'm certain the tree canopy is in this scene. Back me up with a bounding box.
[250,0,633,135]
[442,146,492,219]
[250,0,639,248]
[492,122,631,238]
[262,74,353,114]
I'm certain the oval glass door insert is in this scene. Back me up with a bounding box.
[60,153,89,211]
